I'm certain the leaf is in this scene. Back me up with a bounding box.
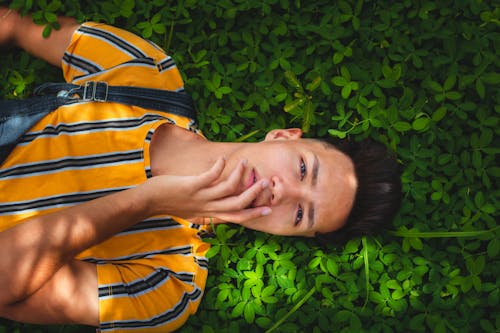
[153,23,166,34]
[431,192,442,200]
[334,310,351,322]
[217,288,230,302]
[284,98,306,113]
[445,91,462,100]
[432,106,447,122]
[332,76,348,86]
[218,86,232,94]
[409,313,426,330]
[428,80,443,92]
[369,291,385,303]
[344,239,360,253]
[308,256,322,269]
[206,245,220,258]
[255,317,272,329]
[443,75,456,90]
[151,12,162,24]
[244,303,255,323]
[409,237,423,250]
[306,76,322,92]
[392,289,405,300]
[44,11,57,23]
[340,66,351,80]
[328,129,347,138]
[476,78,485,98]
[284,70,301,89]
[393,121,412,132]
[393,64,402,80]
[472,275,482,292]
[487,238,499,258]
[412,117,430,131]
[333,52,344,64]
[231,301,246,317]
[482,72,500,84]
[42,25,52,38]
[326,258,339,276]
[386,280,400,289]
[341,84,352,99]
[382,64,392,79]
[262,295,279,304]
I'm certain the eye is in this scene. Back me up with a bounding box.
[300,158,306,181]
[295,205,303,226]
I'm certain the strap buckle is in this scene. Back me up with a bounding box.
[82,81,109,102]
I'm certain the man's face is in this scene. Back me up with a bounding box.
[227,129,357,237]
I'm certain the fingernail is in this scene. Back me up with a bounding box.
[261,179,269,188]
[261,207,272,216]
[242,159,248,166]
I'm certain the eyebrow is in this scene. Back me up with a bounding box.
[308,154,319,228]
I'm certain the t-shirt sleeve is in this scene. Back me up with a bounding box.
[95,256,208,333]
[62,22,184,91]
[75,216,210,333]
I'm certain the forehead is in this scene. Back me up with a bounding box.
[303,139,357,234]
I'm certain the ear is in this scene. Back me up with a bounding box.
[264,128,303,141]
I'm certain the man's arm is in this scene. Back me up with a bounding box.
[0,7,79,67]
[0,158,270,325]
[0,261,98,325]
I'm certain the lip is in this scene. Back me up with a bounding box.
[245,169,258,208]
[245,168,256,191]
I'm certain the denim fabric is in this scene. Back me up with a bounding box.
[0,96,59,165]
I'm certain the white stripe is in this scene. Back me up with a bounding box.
[79,245,193,263]
[0,187,131,217]
[98,270,195,300]
[99,288,202,331]
[62,55,102,74]
[0,159,141,181]
[78,32,140,59]
[17,114,163,146]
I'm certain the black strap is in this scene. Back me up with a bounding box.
[34,82,197,120]
[1,82,197,166]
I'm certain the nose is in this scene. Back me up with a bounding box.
[270,175,301,205]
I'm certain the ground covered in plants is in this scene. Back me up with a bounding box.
[0,0,498,332]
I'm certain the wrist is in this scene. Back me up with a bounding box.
[0,8,19,47]
[134,180,165,217]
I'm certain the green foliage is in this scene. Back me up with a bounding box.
[1,0,498,332]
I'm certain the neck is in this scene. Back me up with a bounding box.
[149,124,244,177]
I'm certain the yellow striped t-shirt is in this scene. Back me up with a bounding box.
[0,22,210,332]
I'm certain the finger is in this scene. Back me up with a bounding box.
[211,206,272,224]
[209,178,270,212]
[195,157,226,188]
[199,159,246,199]
[188,216,226,225]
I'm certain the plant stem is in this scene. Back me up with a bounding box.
[389,226,499,238]
[265,286,316,333]
[362,236,370,309]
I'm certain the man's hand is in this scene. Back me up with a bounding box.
[0,7,78,66]
[143,158,271,223]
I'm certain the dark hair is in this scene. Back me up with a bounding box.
[315,138,403,245]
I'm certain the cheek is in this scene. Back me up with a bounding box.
[241,207,291,235]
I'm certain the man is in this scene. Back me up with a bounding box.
[0,8,401,332]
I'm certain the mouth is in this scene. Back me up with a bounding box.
[245,169,257,190]
[246,169,258,208]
